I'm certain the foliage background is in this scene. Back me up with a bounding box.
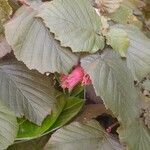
[0,0,150,149]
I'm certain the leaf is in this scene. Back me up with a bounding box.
[8,0,20,12]
[118,120,150,150]
[85,85,103,103]
[45,120,124,150]
[75,103,108,122]
[50,96,84,131]
[117,25,150,80]
[92,0,122,14]
[106,28,129,57]
[0,0,12,34]
[17,96,84,139]
[142,79,150,91]
[70,84,84,97]
[8,132,51,150]
[0,101,18,150]
[17,95,66,139]
[109,4,133,24]
[0,0,12,23]
[5,6,78,74]
[0,60,58,125]
[38,0,105,53]
[81,50,139,124]
[108,1,143,28]
[0,37,11,58]
[81,50,150,148]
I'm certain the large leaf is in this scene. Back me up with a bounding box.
[117,25,150,80]
[0,101,18,150]
[106,27,129,57]
[45,120,124,150]
[81,50,139,124]
[81,50,150,148]
[118,120,150,150]
[38,0,105,53]
[17,96,84,139]
[5,6,78,74]
[8,132,51,150]
[49,96,84,131]
[0,60,58,125]
[17,95,66,139]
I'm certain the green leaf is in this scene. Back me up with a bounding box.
[45,120,124,150]
[110,2,142,28]
[118,120,150,150]
[5,6,78,74]
[17,95,66,139]
[109,4,133,24]
[17,96,84,139]
[0,0,12,34]
[0,60,58,125]
[81,50,139,124]
[0,0,12,23]
[117,25,150,80]
[70,84,84,97]
[38,0,105,53]
[0,101,18,149]
[106,28,129,57]
[50,97,84,131]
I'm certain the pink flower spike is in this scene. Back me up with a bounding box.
[60,74,68,89]
[82,74,92,85]
[66,66,84,91]
[60,65,92,92]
